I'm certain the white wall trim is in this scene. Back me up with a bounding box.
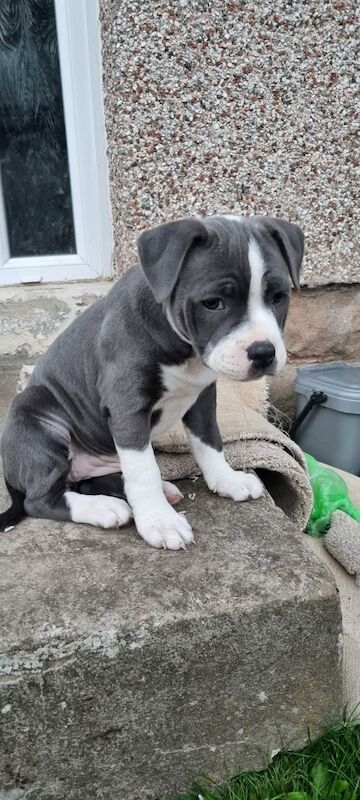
[0,0,113,286]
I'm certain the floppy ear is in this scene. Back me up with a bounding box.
[137,218,209,303]
[256,216,304,289]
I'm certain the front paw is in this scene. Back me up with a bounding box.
[135,504,194,550]
[208,470,264,502]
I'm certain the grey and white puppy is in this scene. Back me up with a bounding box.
[0,215,304,549]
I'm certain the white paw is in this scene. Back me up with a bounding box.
[85,496,132,529]
[162,480,183,506]
[136,504,194,550]
[209,470,264,502]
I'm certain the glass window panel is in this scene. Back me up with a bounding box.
[0,0,76,257]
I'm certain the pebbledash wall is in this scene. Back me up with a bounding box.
[100,0,359,290]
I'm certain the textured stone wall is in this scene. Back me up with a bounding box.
[286,285,360,365]
[100,0,358,287]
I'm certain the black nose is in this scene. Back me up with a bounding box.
[247,340,276,368]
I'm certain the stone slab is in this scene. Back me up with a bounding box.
[286,286,360,365]
[0,476,342,800]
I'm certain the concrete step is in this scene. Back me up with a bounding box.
[0,475,342,800]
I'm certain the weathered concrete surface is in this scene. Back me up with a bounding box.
[0,464,342,799]
[0,282,111,357]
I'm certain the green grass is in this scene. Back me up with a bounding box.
[174,721,360,800]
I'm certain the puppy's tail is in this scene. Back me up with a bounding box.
[0,481,26,531]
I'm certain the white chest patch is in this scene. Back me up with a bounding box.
[151,358,216,438]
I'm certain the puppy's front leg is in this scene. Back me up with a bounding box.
[183,384,264,501]
[116,442,193,550]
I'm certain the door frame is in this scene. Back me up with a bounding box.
[0,0,113,285]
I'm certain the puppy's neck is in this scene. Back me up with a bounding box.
[134,270,194,364]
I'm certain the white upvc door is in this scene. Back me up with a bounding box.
[0,0,112,286]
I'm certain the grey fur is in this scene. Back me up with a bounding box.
[183,383,223,450]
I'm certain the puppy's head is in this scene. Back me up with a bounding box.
[137,214,304,381]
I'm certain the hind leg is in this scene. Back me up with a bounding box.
[63,491,132,528]
[73,473,126,499]
[25,471,132,530]
[25,489,132,529]
[2,387,132,530]
[1,385,72,524]
[24,456,132,529]
[62,468,133,527]
[73,474,183,506]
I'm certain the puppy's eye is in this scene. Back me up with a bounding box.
[272,291,287,305]
[202,298,225,310]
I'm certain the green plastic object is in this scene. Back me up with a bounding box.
[305,453,360,537]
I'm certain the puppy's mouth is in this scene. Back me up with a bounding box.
[247,361,278,380]
[202,354,282,382]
